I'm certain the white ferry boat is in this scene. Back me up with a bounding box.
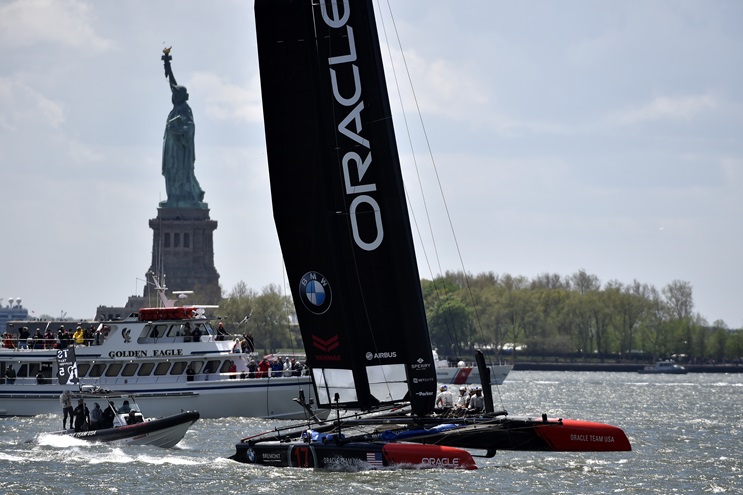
[433,349,512,386]
[0,283,326,421]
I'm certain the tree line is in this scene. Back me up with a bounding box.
[214,270,742,364]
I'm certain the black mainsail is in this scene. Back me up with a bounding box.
[255,0,436,415]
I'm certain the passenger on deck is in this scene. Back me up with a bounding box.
[43,328,54,349]
[5,364,16,384]
[228,360,237,379]
[33,328,44,349]
[18,327,30,349]
[243,332,255,353]
[257,359,270,378]
[455,386,469,410]
[468,387,485,412]
[271,358,283,377]
[247,360,258,378]
[435,385,454,409]
[186,364,195,382]
[216,322,228,341]
[74,326,85,346]
[192,325,201,342]
[183,323,193,342]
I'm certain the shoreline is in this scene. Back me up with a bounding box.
[511,362,743,373]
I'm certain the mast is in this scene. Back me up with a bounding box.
[254,0,437,415]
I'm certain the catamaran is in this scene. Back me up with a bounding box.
[230,0,631,470]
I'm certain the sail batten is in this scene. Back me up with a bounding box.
[255,0,436,415]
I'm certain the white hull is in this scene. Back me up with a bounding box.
[1,310,326,420]
[0,375,321,419]
[435,364,512,386]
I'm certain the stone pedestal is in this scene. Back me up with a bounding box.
[145,207,221,303]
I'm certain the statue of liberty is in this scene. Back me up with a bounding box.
[160,47,206,208]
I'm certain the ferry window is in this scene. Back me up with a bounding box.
[204,360,219,373]
[89,363,106,377]
[174,233,180,248]
[167,324,184,337]
[28,363,40,377]
[121,363,138,377]
[164,233,171,248]
[219,360,231,373]
[189,361,204,374]
[137,362,155,376]
[105,363,123,377]
[184,233,190,248]
[154,362,171,375]
[77,363,90,377]
[152,324,167,338]
[170,361,187,375]
[17,364,28,377]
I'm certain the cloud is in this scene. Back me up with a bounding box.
[384,47,489,121]
[0,76,65,131]
[188,72,264,124]
[608,93,720,126]
[0,0,112,51]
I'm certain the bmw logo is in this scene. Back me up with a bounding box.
[247,448,256,462]
[299,271,332,315]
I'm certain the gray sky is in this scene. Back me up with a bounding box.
[1,0,741,328]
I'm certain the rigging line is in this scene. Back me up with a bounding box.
[374,0,462,356]
[381,0,493,355]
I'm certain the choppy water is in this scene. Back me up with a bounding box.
[1,371,741,494]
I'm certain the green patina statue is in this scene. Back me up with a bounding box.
[160,47,206,209]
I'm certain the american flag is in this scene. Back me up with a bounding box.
[366,451,384,467]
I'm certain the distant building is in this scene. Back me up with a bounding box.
[0,298,29,333]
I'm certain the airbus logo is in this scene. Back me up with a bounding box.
[365,351,397,360]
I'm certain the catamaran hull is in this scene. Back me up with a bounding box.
[230,441,477,470]
[53,410,200,448]
[414,417,632,452]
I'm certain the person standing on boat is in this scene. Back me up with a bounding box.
[73,399,89,432]
[101,404,115,429]
[73,327,85,346]
[216,322,228,341]
[59,391,73,429]
[89,403,103,430]
[17,327,30,349]
[43,328,54,349]
[186,364,195,382]
[159,47,205,208]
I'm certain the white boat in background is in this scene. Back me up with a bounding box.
[433,349,512,385]
[638,360,688,374]
[0,275,326,421]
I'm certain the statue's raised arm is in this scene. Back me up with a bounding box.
[159,47,206,209]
